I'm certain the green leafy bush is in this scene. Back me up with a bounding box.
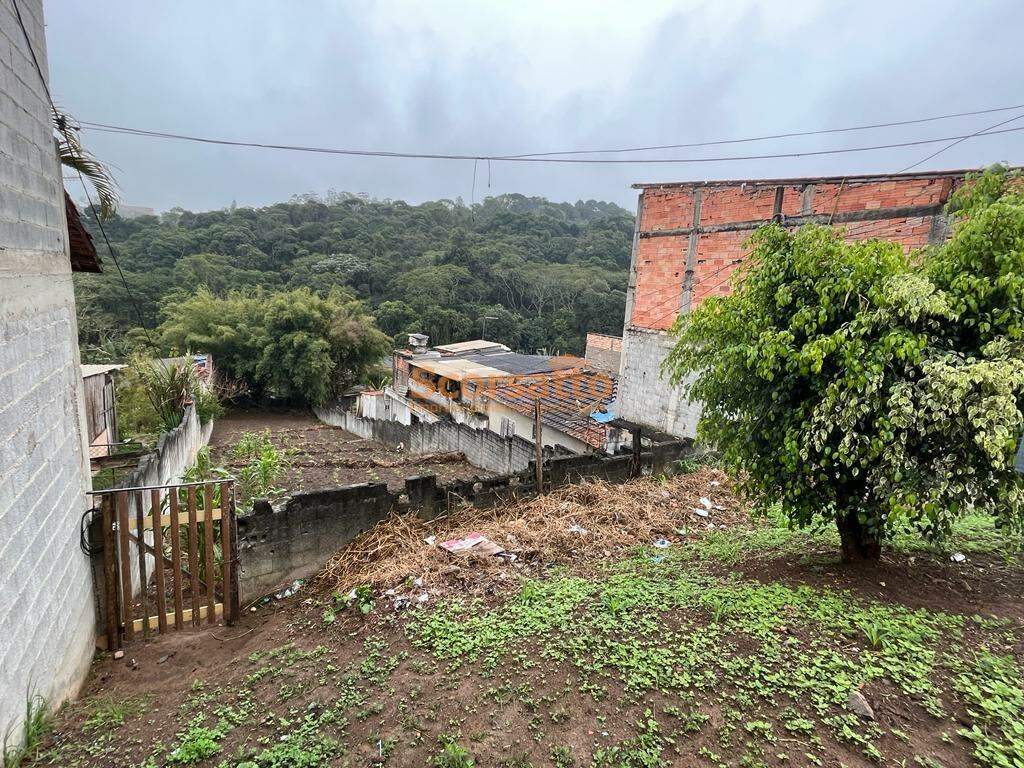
[665,166,1024,560]
[159,287,390,406]
[231,431,288,508]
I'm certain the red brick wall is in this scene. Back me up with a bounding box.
[629,174,959,331]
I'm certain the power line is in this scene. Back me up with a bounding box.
[78,119,1024,166]
[501,103,1024,158]
[9,0,156,346]
[895,110,1024,173]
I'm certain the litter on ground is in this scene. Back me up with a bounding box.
[316,467,741,596]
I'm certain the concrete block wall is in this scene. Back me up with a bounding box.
[236,438,693,599]
[0,0,97,743]
[120,404,214,492]
[617,326,702,438]
[584,333,622,375]
[618,171,963,437]
[314,405,536,475]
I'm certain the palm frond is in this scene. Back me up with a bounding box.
[53,110,119,220]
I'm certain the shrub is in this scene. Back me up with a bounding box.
[664,166,1024,560]
[159,287,390,406]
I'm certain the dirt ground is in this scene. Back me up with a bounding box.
[28,470,1024,768]
[208,409,493,495]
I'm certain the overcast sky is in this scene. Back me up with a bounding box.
[44,0,1024,213]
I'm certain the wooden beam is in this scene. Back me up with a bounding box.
[534,399,544,494]
[100,495,120,651]
[151,488,167,633]
[169,490,184,630]
[203,484,217,625]
[128,507,223,531]
[116,491,134,642]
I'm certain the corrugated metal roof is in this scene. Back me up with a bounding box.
[462,352,583,376]
[434,339,510,355]
[81,363,123,378]
[486,371,617,449]
[409,357,510,381]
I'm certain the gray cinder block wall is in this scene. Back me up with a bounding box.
[314,405,537,475]
[237,438,694,599]
[0,0,97,743]
[616,326,702,438]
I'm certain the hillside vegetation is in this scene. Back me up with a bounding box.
[75,192,634,360]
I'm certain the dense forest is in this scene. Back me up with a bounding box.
[76,192,635,365]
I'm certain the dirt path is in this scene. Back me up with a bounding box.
[27,471,1024,768]
[208,409,492,495]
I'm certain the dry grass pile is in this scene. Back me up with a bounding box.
[317,466,747,597]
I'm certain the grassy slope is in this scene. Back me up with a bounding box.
[23,511,1024,768]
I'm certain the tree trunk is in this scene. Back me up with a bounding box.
[836,511,881,562]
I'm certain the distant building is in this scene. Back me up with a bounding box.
[381,337,624,453]
[616,170,968,439]
[117,203,157,219]
[584,333,622,375]
[81,364,123,458]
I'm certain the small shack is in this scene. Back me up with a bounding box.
[81,364,122,458]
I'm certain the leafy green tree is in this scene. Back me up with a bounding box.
[254,289,337,404]
[159,286,389,405]
[159,287,266,392]
[76,191,634,356]
[665,168,1024,561]
[374,300,419,336]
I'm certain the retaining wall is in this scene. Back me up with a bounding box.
[314,404,536,475]
[236,438,693,600]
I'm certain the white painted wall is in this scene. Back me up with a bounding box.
[0,0,97,744]
[481,399,593,455]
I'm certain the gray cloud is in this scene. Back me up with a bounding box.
[45,0,1024,211]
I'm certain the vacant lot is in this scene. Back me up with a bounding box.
[209,409,492,497]
[25,470,1024,768]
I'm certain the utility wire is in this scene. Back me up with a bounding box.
[501,103,1024,158]
[9,0,156,346]
[895,110,1024,173]
[77,120,1024,166]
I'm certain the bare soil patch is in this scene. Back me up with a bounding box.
[208,408,493,495]
[29,470,1024,768]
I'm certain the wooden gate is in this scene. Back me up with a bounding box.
[90,479,240,650]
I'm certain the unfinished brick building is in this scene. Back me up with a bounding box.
[616,170,966,438]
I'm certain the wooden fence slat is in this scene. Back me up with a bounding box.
[169,491,184,630]
[203,483,217,625]
[227,485,240,625]
[150,489,167,633]
[116,491,134,642]
[100,495,120,650]
[134,491,149,637]
[187,486,201,627]
[219,481,231,619]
